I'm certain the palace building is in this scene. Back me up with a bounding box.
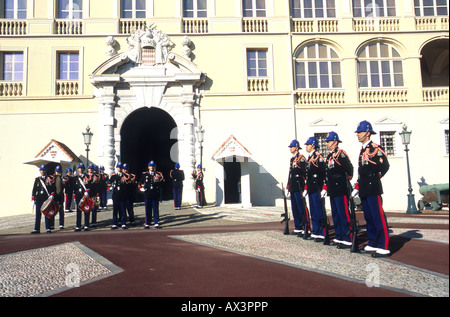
[0,0,448,216]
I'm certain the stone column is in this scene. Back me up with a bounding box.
[99,86,117,175]
[181,92,197,203]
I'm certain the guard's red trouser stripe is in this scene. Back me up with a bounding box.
[378,195,389,250]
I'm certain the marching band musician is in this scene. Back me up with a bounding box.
[63,168,74,213]
[73,163,91,231]
[304,137,326,242]
[98,166,109,210]
[108,162,128,230]
[322,132,354,248]
[87,164,100,228]
[31,164,55,234]
[139,161,164,229]
[192,164,206,208]
[170,163,185,210]
[122,163,136,226]
[51,165,65,230]
[353,121,390,258]
[287,140,308,235]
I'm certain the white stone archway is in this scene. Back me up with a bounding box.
[89,27,205,203]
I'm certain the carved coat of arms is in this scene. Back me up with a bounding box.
[126,24,172,66]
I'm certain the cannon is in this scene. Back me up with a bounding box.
[418,183,449,211]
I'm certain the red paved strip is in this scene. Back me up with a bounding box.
[2,221,446,298]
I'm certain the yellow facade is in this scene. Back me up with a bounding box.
[1,0,448,216]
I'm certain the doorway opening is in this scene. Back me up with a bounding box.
[120,107,178,201]
[224,156,241,204]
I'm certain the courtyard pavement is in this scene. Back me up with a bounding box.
[0,201,448,301]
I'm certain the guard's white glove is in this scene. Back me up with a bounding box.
[351,189,359,198]
[321,189,327,198]
[302,191,308,198]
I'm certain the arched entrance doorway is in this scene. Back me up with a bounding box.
[120,107,178,201]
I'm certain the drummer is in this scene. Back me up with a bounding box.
[73,163,91,231]
[31,164,55,234]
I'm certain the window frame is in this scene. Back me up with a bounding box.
[357,42,404,89]
[291,0,336,19]
[58,51,80,81]
[352,0,397,18]
[379,131,397,157]
[1,51,24,81]
[247,49,268,78]
[414,0,449,16]
[183,0,208,18]
[2,0,27,19]
[243,44,273,92]
[52,47,83,96]
[0,47,27,96]
[58,0,83,19]
[243,0,267,18]
[120,0,146,19]
[295,43,342,90]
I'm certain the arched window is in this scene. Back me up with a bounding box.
[295,43,342,89]
[357,42,404,88]
[291,0,336,18]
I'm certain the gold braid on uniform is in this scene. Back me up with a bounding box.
[331,149,349,166]
[309,152,324,168]
[361,143,387,165]
[293,153,305,168]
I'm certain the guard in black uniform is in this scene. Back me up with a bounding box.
[323,132,354,248]
[87,164,100,228]
[63,168,74,212]
[170,163,185,210]
[287,140,308,235]
[52,165,64,229]
[73,163,91,231]
[108,162,128,230]
[353,121,390,257]
[31,164,55,234]
[304,137,326,241]
[98,166,109,210]
[122,163,136,226]
[192,164,205,208]
[139,161,164,229]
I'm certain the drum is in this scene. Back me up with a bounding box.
[40,198,60,219]
[78,195,95,213]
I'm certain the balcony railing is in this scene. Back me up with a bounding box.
[55,19,83,35]
[423,87,449,102]
[353,18,400,32]
[0,19,27,35]
[359,88,408,103]
[56,80,79,96]
[119,19,147,34]
[248,77,269,92]
[415,17,449,30]
[242,18,268,33]
[296,90,345,105]
[183,18,208,33]
[292,19,339,33]
[0,81,23,97]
